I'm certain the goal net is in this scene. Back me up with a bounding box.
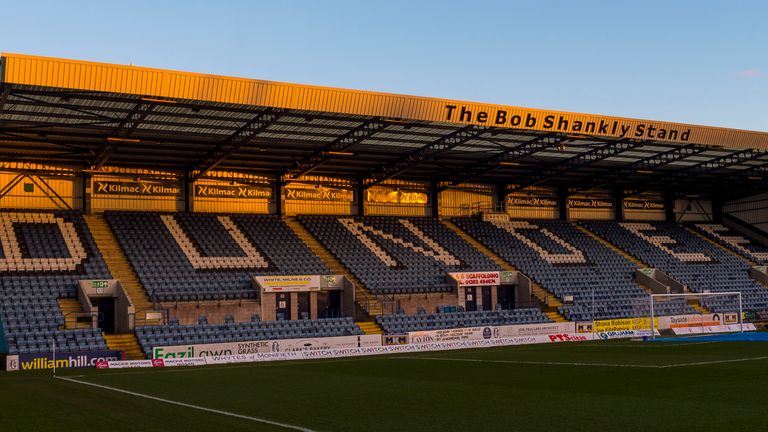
[649,292,744,339]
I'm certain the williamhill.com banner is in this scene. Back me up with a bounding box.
[5,350,123,371]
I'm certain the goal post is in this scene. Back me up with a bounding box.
[649,291,743,340]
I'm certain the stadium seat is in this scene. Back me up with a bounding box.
[297,215,500,294]
[454,218,696,321]
[0,210,112,355]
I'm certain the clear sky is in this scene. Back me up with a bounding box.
[1,0,765,131]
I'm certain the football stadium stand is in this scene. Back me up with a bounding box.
[583,221,768,312]
[2,54,768,365]
[453,218,695,321]
[0,211,111,354]
[298,216,500,294]
[104,212,329,302]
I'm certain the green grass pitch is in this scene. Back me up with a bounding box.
[1,339,767,432]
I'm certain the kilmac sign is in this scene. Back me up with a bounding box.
[195,184,272,199]
[284,186,354,202]
[94,180,181,196]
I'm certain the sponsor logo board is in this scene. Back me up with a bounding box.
[593,317,658,333]
[576,322,593,333]
[409,322,575,344]
[104,333,596,369]
[448,272,501,287]
[658,314,724,329]
[597,330,659,340]
[671,323,755,335]
[5,355,19,372]
[153,334,381,359]
[195,184,272,199]
[499,322,576,337]
[255,275,322,292]
[94,180,181,196]
[506,195,558,208]
[16,351,123,370]
[382,335,409,346]
[285,185,354,202]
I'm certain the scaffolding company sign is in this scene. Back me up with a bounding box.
[449,271,500,287]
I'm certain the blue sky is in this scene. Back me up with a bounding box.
[1,0,765,131]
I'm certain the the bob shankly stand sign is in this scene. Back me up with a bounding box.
[444,105,691,142]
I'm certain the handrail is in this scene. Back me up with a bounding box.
[132,307,168,326]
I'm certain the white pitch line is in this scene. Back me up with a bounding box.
[64,356,383,379]
[403,356,662,368]
[659,356,768,368]
[404,354,768,369]
[55,375,317,432]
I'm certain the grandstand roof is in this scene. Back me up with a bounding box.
[1,53,767,195]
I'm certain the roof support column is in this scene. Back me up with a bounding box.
[558,186,569,221]
[430,180,439,218]
[495,184,507,213]
[274,177,283,217]
[184,171,194,213]
[664,191,675,223]
[711,193,723,223]
[82,172,92,215]
[614,188,624,221]
[356,181,366,216]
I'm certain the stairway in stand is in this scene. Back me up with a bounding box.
[58,298,92,329]
[575,224,649,268]
[689,300,712,314]
[84,214,161,326]
[355,321,384,335]
[284,217,383,317]
[441,219,567,321]
[575,224,666,296]
[104,333,145,360]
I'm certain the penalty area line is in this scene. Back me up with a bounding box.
[659,356,768,368]
[403,355,768,369]
[401,356,662,368]
[55,375,317,432]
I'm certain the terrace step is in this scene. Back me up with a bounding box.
[104,332,145,360]
[58,298,91,329]
[85,214,162,326]
[545,311,568,323]
[284,217,383,316]
[355,321,384,335]
[688,299,712,315]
